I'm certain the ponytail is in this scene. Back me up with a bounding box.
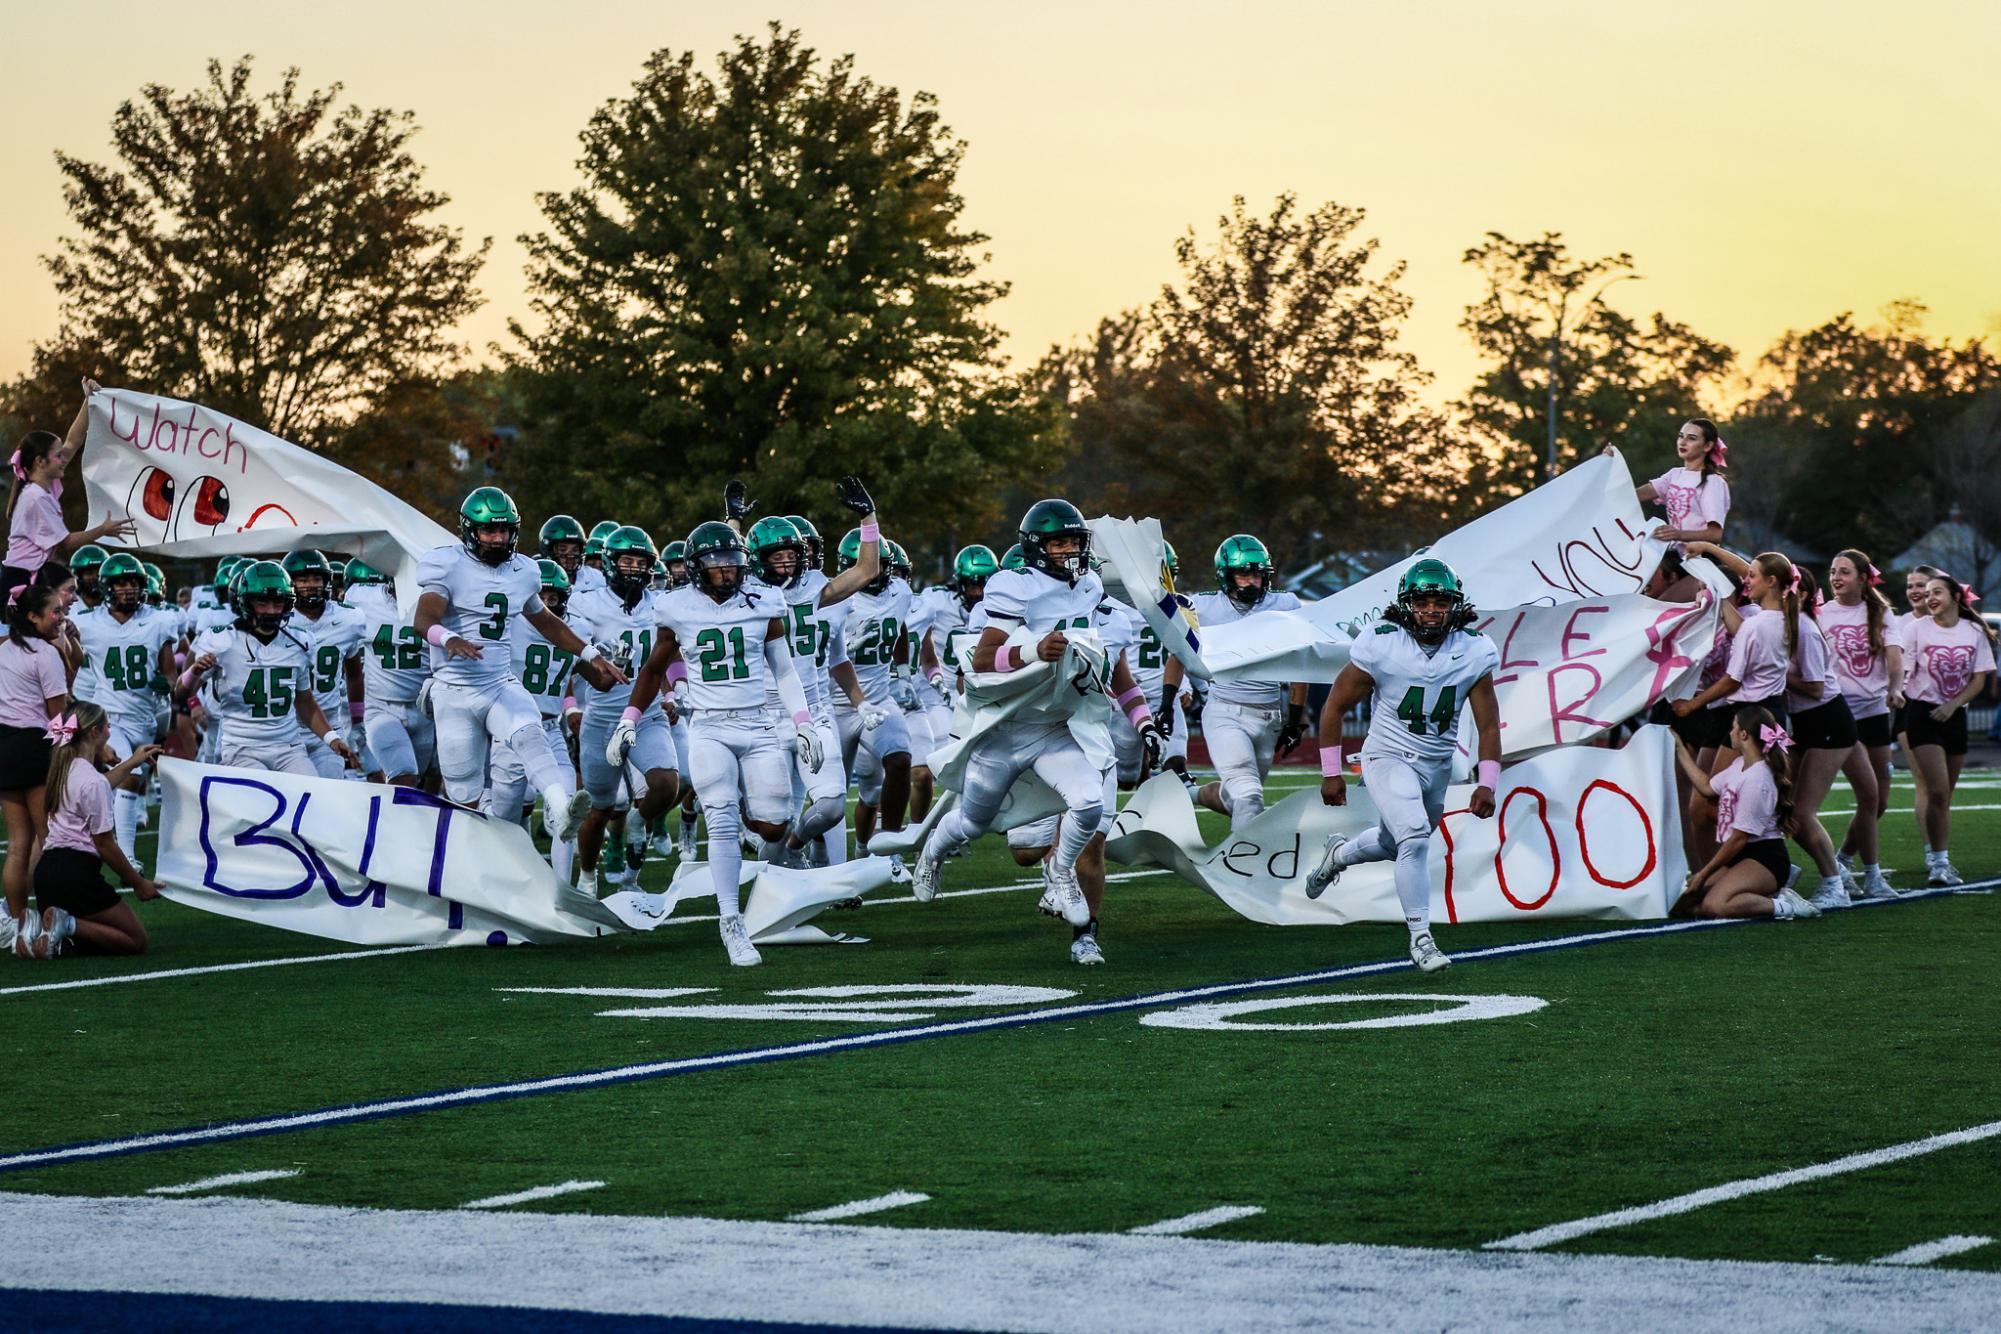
[43,701,106,816]
[1755,551,1799,658]
[5,430,59,530]
[1734,704,1794,832]
[1835,548,1890,655]
[6,583,58,650]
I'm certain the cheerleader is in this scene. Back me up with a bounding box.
[29,702,161,957]
[1821,550,1901,898]
[1671,708,1817,921]
[0,584,76,956]
[1785,568,1863,909]
[1626,420,1731,546]
[3,383,137,605]
[1899,572,1995,886]
[1894,564,1940,859]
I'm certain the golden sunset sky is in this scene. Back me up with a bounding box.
[4,1,1996,417]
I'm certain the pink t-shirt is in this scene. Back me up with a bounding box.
[1901,616,1996,706]
[0,637,67,729]
[1713,756,1782,842]
[1816,599,1892,718]
[5,483,66,572]
[1648,468,1731,537]
[45,756,111,855]
[1725,605,1789,704]
[1785,618,1842,715]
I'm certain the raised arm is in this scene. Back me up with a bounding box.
[817,476,882,606]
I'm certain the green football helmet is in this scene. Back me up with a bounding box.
[213,555,249,598]
[686,520,749,601]
[1163,540,1180,583]
[604,525,657,606]
[99,552,147,613]
[233,560,295,636]
[142,561,166,606]
[459,486,522,566]
[71,544,109,595]
[1001,543,1025,571]
[1214,534,1276,609]
[951,545,999,608]
[787,515,824,567]
[837,527,892,595]
[540,514,586,550]
[886,539,912,582]
[661,540,691,589]
[1392,556,1473,645]
[746,516,806,589]
[585,519,619,566]
[537,557,572,618]
[281,549,333,613]
[345,557,386,587]
[1017,499,1091,585]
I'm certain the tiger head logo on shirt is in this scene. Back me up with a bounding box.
[1824,622,1876,679]
[1924,643,1978,701]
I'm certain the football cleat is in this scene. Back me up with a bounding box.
[912,851,942,904]
[1408,931,1451,973]
[1046,860,1091,928]
[541,785,588,842]
[1304,833,1349,900]
[720,915,762,967]
[678,819,700,861]
[1070,933,1106,966]
[623,806,652,871]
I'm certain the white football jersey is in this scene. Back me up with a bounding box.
[762,569,847,710]
[192,625,316,745]
[349,584,429,705]
[1350,623,1500,766]
[573,564,608,596]
[653,583,789,713]
[567,583,665,720]
[926,590,977,676]
[290,601,367,721]
[75,605,177,724]
[981,567,1105,637]
[1189,590,1304,707]
[511,612,577,720]
[843,580,914,703]
[415,545,546,689]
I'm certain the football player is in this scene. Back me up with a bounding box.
[346,558,434,787]
[1187,535,1310,829]
[179,562,360,776]
[73,553,177,861]
[539,514,588,585]
[414,487,622,839]
[281,550,367,780]
[834,527,913,846]
[488,558,585,882]
[619,521,825,966]
[1304,559,1502,973]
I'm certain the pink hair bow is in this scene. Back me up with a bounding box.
[1787,567,1801,595]
[44,713,77,746]
[1758,722,1791,753]
[7,451,22,483]
[1707,438,1729,469]
[1866,564,1883,587]
[5,585,22,609]
[1964,587,1983,608]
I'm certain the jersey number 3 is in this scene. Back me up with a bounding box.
[1395,685,1457,737]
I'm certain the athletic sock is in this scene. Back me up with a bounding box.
[1054,803,1102,870]
[1864,862,1882,878]
[114,789,143,861]
[551,835,575,884]
[1073,915,1098,942]
[709,830,743,918]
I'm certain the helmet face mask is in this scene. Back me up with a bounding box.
[232,561,296,637]
[685,522,748,603]
[291,574,329,613]
[1391,558,1472,646]
[604,526,658,608]
[746,517,806,589]
[1018,499,1092,585]
[460,487,522,566]
[1214,534,1277,609]
[107,576,145,613]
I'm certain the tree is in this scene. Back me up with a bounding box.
[1039,194,1447,579]
[508,25,1055,560]
[1457,232,1734,491]
[3,57,486,462]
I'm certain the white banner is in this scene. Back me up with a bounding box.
[83,389,453,614]
[158,759,899,946]
[1093,451,1669,685]
[1105,726,1685,925]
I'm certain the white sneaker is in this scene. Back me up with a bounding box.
[1047,860,1091,927]
[1409,931,1450,973]
[1304,833,1349,900]
[1933,860,1964,888]
[1777,887,1820,920]
[720,914,762,967]
[43,908,75,957]
[1809,877,1852,911]
[912,851,941,903]
[0,911,15,955]
[12,910,43,960]
[1070,932,1105,965]
[1857,871,1898,900]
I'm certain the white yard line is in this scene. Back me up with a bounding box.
[1874,1235,1994,1266]
[460,1179,605,1211]
[788,1190,931,1222]
[5,1191,1998,1331]
[0,943,451,998]
[1488,1119,2001,1252]
[146,1169,300,1196]
[1128,1205,1264,1235]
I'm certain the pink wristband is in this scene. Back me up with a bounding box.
[666,660,688,686]
[1478,760,1502,791]
[1320,743,1345,777]
[1124,699,1153,728]
[993,644,1020,674]
[1117,685,1145,708]
[621,706,642,725]
[860,520,880,542]
[424,623,453,649]
[792,709,813,727]
[177,666,201,691]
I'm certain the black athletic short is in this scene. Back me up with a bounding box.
[1683,706,1732,750]
[1726,837,1792,886]
[34,846,119,917]
[1901,701,1969,756]
[1790,697,1858,751]
[0,723,51,792]
[1854,710,1893,749]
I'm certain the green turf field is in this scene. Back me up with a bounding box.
[4,769,1998,1280]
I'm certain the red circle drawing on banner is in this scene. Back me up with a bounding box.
[1438,807,1473,924]
[1575,779,1656,890]
[1496,787,1559,911]
[242,503,298,530]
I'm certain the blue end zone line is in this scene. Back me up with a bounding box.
[0,881,1988,1177]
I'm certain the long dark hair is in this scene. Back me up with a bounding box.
[1928,572,1999,646]
[5,430,59,529]
[1688,418,1725,478]
[1733,704,1794,832]
[44,700,106,814]
[1753,551,1801,657]
[6,582,60,650]
[1833,548,1889,655]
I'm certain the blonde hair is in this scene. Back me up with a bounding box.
[44,700,107,815]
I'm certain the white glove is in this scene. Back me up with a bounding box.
[892,677,920,711]
[672,678,691,720]
[606,718,637,767]
[792,722,825,773]
[346,721,368,760]
[927,671,951,703]
[860,705,888,732]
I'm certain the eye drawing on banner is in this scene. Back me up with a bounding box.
[125,467,233,541]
